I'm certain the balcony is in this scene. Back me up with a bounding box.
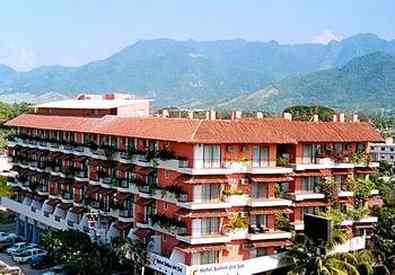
[247,229,292,241]
[37,184,49,195]
[118,209,133,222]
[179,159,292,176]
[294,156,379,171]
[1,197,68,230]
[176,233,230,245]
[61,192,73,203]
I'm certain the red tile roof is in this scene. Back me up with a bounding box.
[6,114,384,144]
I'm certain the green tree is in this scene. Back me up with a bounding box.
[371,207,395,271]
[283,105,336,121]
[0,176,12,197]
[41,230,124,275]
[113,238,149,275]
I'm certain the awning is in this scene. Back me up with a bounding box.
[294,201,328,207]
[293,171,331,177]
[115,221,133,231]
[184,177,228,184]
[70,207,86,214]
[46,199,61,207]
[87,185,101,196]
[332,171,352,176]
[57,203,73,210]
[250,176,293,183]
[133,228,153,239]
[176,209,228,218]
[354,169,373,174]
[175,244,227,253]
[116,192,132,202]
[134,198,154,205]
[253,240,291,248]
[249,208,292,215]
[73,181,87,189]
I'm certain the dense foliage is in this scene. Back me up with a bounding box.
[41,230,128,275]
[283,105,336,121]
[0,102,30,151]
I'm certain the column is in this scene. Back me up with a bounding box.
[24,217,28,241]
[15,215,20,237]
[32,220,38,243]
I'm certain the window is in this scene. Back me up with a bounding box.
[303,207,317,215]
[381,147,386,151]
[391,148,394,152]
[252,145,269,168]
[203,145,220,168]
[256,248,267,257]
[192,217,220,236]
[301,177,320,192]
[302,144,320,164]
[192,251,219,265]
[201,184,220,202]
[251,183,268,199]
[251,214,268,228]
[163,202,168,210]
[335,143,343,154]
[357,143,366,152]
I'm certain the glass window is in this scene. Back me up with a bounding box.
[256,248,267,257]
[301,177,320,192]
[201,184,220,202]
[192,251,219,265]
[251,214,268,228]
[203,145,220,168]
[251,183,268,199]
[252,145,269,168]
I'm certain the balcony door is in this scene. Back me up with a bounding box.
[203,145,220,168]
[303,144,320,164]
[252,145,269,168]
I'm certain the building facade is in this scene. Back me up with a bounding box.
[371,137,395,165]
[1,103,384,274]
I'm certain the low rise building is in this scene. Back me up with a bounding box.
[1,102,384,275]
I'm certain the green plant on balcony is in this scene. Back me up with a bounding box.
[87,141,98,151]
[150,213,185,232]
[350,151,371,165]
[346,206,370,221]
[317,208,348,248]
[275,212,291,231]
[225,213,248,231]
[145,150,156,162]
[274,183,287,198]
[276,157,289,167]
[222,189,244,196]
[319,178,339,207]
[156,148,175,160]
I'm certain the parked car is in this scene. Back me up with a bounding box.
[13,248,47,263]
[30,254,50,269]
[0,232,16,242]
[7,242,38,256]
[42,265,70,275]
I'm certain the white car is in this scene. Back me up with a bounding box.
[7,242,37,255]
[13,248,47,263]
[0,232,11,242]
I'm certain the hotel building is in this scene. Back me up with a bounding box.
[1,95,384,275]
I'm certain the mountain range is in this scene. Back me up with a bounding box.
[0,33,394,112]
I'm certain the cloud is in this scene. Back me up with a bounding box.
[311,30,342,44]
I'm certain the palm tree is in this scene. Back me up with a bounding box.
[287,247,375,275]
[114,238,149,275]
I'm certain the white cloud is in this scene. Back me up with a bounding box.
[311,30,342,44]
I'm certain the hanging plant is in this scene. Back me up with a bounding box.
[319,178,338,206]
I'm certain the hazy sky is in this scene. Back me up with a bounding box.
[1,0,394,71]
